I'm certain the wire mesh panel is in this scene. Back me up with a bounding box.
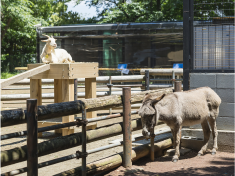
[37,23,184,71]
[193,0,234,71]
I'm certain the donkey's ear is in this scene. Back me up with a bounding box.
[151,94,165,106]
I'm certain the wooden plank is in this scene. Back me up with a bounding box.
[15,67,28,71]
[1,64,50,89]
[85,78,97,121]
[70,63,98,79]
[61,79,74,136]
[28,64,69,79]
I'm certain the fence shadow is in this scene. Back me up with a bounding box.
[104,155,234,176]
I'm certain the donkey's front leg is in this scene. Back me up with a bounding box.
[172,124,182,162]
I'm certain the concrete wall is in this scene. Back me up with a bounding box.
[182,73,234,151]
[189,73,234,131]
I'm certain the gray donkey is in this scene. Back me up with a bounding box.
[138,87,221,162]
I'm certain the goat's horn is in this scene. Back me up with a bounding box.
[42,34,50,39]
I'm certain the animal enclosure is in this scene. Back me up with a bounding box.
[36,22,184,70]
[184,0,234,72]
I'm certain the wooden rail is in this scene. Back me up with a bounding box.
[1,64,50,89]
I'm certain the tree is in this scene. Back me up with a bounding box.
[99,2,163,23]
[1,0,47,72]
[74,0,184,23]
[1,0,92,72]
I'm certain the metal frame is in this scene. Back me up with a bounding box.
[183,0,194,91]
[184,0,235,83]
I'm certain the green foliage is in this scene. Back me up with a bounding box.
[1,72,18,79]
[99,2,163,23]
[161,0,183,21]
[80,0,184,23]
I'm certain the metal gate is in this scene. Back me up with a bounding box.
[183,0,235,90]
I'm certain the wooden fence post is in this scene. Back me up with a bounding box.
[122,87,132,168]
[27,99,38,176]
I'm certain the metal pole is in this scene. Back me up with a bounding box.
[74,79,78,119]
[81,107,87,176]
[36,32,40,63]
[174,81,182,92]
[145,70,149,90]
[109,76,112,115]
[122,87,132,168]
[27,99,38,176]
[172,70,175,87]
[150,129,155,161]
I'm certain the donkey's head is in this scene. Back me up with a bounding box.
[138,93,165,138]
[41,34,57,48]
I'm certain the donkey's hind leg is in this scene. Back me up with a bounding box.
[208,118,218,155]
[172,124,181,162]
[198,119,211,156]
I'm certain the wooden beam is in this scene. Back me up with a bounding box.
[61,79,74,136]
[85,78,97,119]
[30,79,42,106]
[15,67,28,71]
[30,79,42,137]
[1,64,50,89]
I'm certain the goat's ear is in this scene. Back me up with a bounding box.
[55,39,57,41]
[151,94,165,106]
[51,35,53,38]
[41,40,48,42]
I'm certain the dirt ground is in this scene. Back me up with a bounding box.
[104,150,234,176]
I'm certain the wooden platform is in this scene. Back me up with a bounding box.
[28,63,98,137]
[28,63,98,79]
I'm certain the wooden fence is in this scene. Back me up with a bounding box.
[1,88,174,176]
[1,69,183,110]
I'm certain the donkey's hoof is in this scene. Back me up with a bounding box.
[211,152,216,155]
[172,159,178,163]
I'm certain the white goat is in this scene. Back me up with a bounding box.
[40,34,74,64]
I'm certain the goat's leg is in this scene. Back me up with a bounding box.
[172,125,181,162]
[198,119,211,156]
[208,118,218,155]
